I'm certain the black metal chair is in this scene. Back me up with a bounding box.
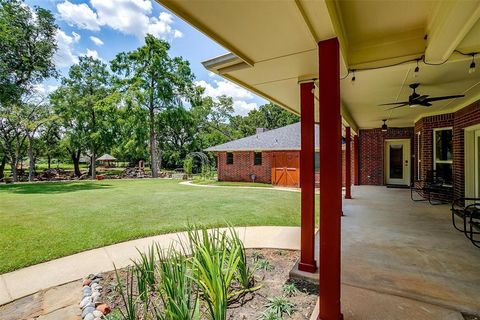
[411,170,453,205]
[451,198,480,248]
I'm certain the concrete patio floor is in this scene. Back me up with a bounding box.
[293,185,480,317]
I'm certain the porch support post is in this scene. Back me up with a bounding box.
[353,135,359,185]
[299,82,317,273]
[318,38,342,320]
[345,127,352,199]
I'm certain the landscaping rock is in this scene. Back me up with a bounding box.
[83,279,92,286]
[81,306,95,318]
[93,310,103,317]
[79,296,91,308]
[96,303,111,315]
[84,313,95,320]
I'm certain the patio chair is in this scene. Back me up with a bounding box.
[451,198,480,248]
[410,170,453,205]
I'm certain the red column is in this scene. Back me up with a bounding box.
[299,82,317,273]
[353,135,359,185]
[318,38,342,320]
[345,127,352,199]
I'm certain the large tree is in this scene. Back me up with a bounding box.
[52,56,113,179]
[0,0,57,106]
[111,34,194,177]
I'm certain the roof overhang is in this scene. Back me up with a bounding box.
[158,0,480,130]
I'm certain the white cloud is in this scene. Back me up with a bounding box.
[54,30,80,68]
[57,0,100,31]
[90,36,104,46]
[81,49,100,60]
[33,84,58,95]
[56,0,183,40]
[195,79,258,115]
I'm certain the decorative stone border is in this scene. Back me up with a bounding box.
[79,274,111,320]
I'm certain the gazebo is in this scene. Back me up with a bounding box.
[96,154,117,167]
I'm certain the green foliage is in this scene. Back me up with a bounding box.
[114,266,139,320]
[264,296,295,318]
[252,251,264,263]
[132,246,156,300]
[186,227,240,320]
[255,259,274,272]
[228,228,255,290]
[155,246,200,320]
[183,157,193,176]
[0,0,58,105]
[282,282,298,297]
[258,309,283,320]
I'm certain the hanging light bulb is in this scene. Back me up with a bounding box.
[469,54,476,74]
[351,69,356,84]
[381,119,388,132]
[413,59,420,78]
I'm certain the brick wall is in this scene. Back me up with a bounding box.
[358,127,415,185]
[453,101,480,199]
[412,100,480,200]
[216,151,273,183]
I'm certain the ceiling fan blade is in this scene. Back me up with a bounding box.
[378,101,409,106]
[386,104,409,110]
[412,95,429,102]
[425,94,465,103]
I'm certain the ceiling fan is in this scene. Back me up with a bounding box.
[379,83,465,109]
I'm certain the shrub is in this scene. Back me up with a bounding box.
[183,157,193,177]
[264,296,295,318]
[282,282,298,297]
[255,259,274,272]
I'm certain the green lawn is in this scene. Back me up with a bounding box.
[191,179,273,188]
[0,179,302,274]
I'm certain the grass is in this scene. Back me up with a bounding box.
[191,179,273,188]
[0,179,309,274]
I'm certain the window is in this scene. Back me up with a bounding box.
[433,128,453,185]
[254,152,262,165]
[416,132,422,180]
[226,152,234,165]
[314,152,320,171]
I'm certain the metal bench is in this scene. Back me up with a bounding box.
[451,198,480,248]
[410,170,453,205]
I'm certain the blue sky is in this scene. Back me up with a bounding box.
[25,0,266,114]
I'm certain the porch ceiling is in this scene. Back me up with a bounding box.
[158,0,480,129]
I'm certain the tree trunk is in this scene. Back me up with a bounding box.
[71,150,81,177]
[28,135,34,182]
[0,156,6,180]
[149,107,158,178]
[91,150,96,180]
[10,160,17,182]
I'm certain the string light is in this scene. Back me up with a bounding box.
[381,119,388,132]
[413,59,420,78]
[469,54,476,74]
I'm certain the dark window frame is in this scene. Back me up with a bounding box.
[254,152,262,166]
[433,128,453,185]
[226,152,234,165]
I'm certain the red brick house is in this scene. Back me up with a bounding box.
[206,123,322,187]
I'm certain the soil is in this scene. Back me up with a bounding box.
[99,249,317,319]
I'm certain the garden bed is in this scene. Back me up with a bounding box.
[99,248,317,319]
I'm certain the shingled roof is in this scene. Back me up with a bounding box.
[205,122,320,152]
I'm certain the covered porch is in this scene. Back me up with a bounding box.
[292,185,480,317]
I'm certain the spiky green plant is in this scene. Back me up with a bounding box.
[228,227,255,290]
[132,245,156,291]
[255,259,274,272]
[114,265,139,320]
[251,251,264,263]
[257,309,282,320]
[282,282,298,297]
[264,296,295,318]
[186,227,241,320]
[155,246,200,320]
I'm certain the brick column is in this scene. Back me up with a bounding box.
[345,127,352,199]
[318,38,342,320]
[299,82,317,273]
[353,135,359,185]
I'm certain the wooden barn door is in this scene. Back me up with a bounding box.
[272,152,300,187]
